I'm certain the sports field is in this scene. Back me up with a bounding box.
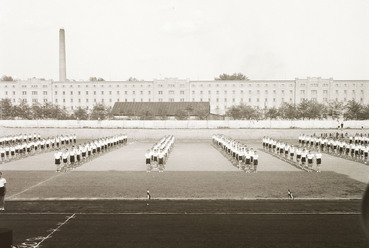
[0,131,369,247]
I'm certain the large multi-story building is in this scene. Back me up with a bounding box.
[0,77,368,115]
[1,29,368,115]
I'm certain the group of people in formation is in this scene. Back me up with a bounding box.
[262,137,322,172]
[145,135,175,172]
[298,133,369,163]
[0,133,77,163]
[54,134,127,172]
[212,134,259,173]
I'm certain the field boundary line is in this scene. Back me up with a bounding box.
[7,197,363,201]
[7,173,65,199]
[32,213,76,248]
[0,212,361,215]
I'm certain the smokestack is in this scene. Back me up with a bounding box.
[59,29,66,81]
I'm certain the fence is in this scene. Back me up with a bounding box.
[0,119,367,129]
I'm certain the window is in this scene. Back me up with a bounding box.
[323,98,327,102]
[158,91,163,95]
[101,91,104,95]
[43,91,47,95]
[148,91,151,94]
[117,91,120,95]
[55,99,58,103]
[216,91,219,95]
[169,98,174,102]
[300,90,305,94]
[180,98,184,102]
[273,98,276,102]
[192,91,195,94]
[249,90,252,94]
[110,91,112,95]
[265,90,268,94]
[63,99,66,103]
[323,90,328,94]
[32,99,38,103]
[78,99,81,103]
[180,90,185,95]
[169,90,174,95]
[94,91,96,95]
[200,91,203,94]
[86,99,89,102]
[78,91,81,95]
[22,91,27,95]
[159,98,163,102]
[241,90,243,94]
[249,98,251,102]
[344,90,347,94]
[133,91,136,95]
[352,90,355,94]
[71,99,74,102]
[232,98,235,102]
[224,98,227,102]
[273,90,276,94]
[70,91,73,95]
[257,98,259,102]
[311,90,317,94]
[32,91,37,95]
[86,91,89,95]
[257,90,260,94]
[232,90,235,94]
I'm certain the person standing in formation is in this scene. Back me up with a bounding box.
[0,171,6,210]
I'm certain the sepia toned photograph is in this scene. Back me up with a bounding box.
[0,0,369,247]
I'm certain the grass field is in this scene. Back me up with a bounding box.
[0,132,368,247]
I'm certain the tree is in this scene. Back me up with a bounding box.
[13,101,32,119]
[278,102,298,119]
[0,98,14,119]
[175,109,188,120]
[128,77,139,82]
[215,73,249,81]
[265,107,279,119]
[140,109,154,120]
[344,100,363,120]
[327,100,344,119]
[90,103,109,120]
[73,107,89,120]
[194,105,209,120]
[89,77,105,82]
[31,103,43,119]
[1,75,14,81]
[226,105,242,119]
[158,107,168,120]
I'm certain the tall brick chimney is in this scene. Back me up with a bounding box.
[59,29,66,81]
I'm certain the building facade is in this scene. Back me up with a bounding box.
[0,77,368,115]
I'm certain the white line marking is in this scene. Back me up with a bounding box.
[33,213,76,248]
[0,212,360,215]
[7,197,363,201]
[7,173,64,199]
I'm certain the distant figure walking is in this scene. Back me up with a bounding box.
[288,189,294,200]
[0,171,7,210]
[147,189,151,200]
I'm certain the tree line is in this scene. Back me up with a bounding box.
[0,99,112,120]
[226,99,369,120]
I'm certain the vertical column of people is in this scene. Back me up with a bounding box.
[145,135,175,172]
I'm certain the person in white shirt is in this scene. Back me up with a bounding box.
[0,171,7,210]
[55,149,62,172]
[253,151,259,173]
[145,149,152,172]
[0,147,5,164]
[315,151,322,172]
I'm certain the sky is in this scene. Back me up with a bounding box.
[0,0,368,81]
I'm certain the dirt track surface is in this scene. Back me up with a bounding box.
[1,200,368,248]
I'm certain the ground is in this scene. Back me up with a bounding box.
[0,131,368,247]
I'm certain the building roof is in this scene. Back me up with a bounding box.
[111,102,210,116]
